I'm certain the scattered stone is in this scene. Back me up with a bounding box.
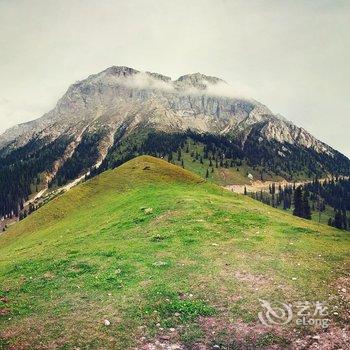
[43,272,55,280]
[169,328,176,332]
[104,319,111,326]
[213,345,220,350]
[159,335,170,341]
[174,312,180,317]
[144,208,153,215]
[0,308,10,316]
[341,288,346,293]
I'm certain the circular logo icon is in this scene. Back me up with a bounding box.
[258,299,293,326]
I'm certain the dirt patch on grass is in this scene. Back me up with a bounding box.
[293,325,349,350]
[150,211,179,225]
[0,308,10,316]
[233,270,271,288]
[194,316,289,349]
[138,328,185,350]
[332,275,350,321]
[140,340,184,350]
[334,275,350,302]
[1,324,36,350]
[196,317,350,350]
[230,318,280,341]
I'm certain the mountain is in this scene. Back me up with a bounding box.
[0,156,348,349]
[1,66,349,218]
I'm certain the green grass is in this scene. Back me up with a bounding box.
[171,139,284,185]
[0,156,349,349]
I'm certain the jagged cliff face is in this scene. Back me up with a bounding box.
[0,66,333,156]
[1,66,349,218]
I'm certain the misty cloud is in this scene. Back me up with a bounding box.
[121,72,175,92]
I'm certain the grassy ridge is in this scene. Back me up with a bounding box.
[0,156,349,349]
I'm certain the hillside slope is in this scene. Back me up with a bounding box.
[0,156,349,349]
[1,66,349,218]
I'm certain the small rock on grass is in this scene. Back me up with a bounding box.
[159,335,170,341]
[144,208,153,215]
[104,319,111,326]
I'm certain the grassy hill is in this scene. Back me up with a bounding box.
[170,139,284,186]
[0,156,349,349]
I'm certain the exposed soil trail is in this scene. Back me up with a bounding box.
[225,178,329,194]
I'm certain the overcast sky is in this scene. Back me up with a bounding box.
[0,0,349,156]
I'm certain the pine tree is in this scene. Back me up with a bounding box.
[302,191,311,219]
[334,210,343,229]
[328,217,333,226]
[342,209,347,230]
[177,148,181,161]
[293,186,303,218]
[205,169,209,178]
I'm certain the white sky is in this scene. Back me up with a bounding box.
[0,0,349,156]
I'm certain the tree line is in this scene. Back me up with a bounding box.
[247,177,350,230]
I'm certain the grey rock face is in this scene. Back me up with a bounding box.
[0,66,337,158]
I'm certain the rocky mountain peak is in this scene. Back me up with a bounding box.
[0,66,345,163]
[102,65,139,77]
[145,71,172,82]
[175,73,226,90]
